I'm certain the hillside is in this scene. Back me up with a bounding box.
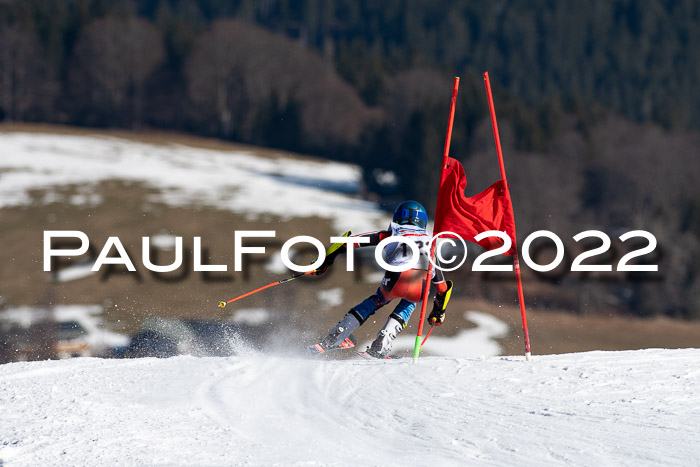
[1,349,699,465]
[3,2,700,323]
[2,126,700,363]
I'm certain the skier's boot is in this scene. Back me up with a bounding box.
[366,315,404,358]
[308,312,361,354]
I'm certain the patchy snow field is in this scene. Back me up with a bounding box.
[0,304,129,353]
[1,348,699,466]
[0,130,508,360]
[0,132,386,232]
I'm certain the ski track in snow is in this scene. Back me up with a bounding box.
[1,349,699,466]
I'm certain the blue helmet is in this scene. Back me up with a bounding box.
[393,201,428,229]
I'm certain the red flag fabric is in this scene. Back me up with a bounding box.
[434,157,517,254]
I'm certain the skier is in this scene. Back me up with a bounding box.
[308,201,453,358]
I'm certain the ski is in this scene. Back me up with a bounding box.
[306,334,357,355]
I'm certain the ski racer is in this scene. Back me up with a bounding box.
[308,200,453,358]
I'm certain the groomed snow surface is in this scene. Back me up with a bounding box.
[1,349,699,466]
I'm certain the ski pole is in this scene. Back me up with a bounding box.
[217,230,350,308]
[420,325,435,348]
[218,271,313,308]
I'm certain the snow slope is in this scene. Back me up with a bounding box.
[1,349,699,466]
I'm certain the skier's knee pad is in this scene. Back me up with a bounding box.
[351,289,391,323]
[391,299,416,325]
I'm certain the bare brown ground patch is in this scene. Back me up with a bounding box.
[465,298,700,356]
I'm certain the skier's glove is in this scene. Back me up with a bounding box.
[428,280,453,326]
[311,231,351,276]
[312,256,334,276]
[428,308,446,326]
